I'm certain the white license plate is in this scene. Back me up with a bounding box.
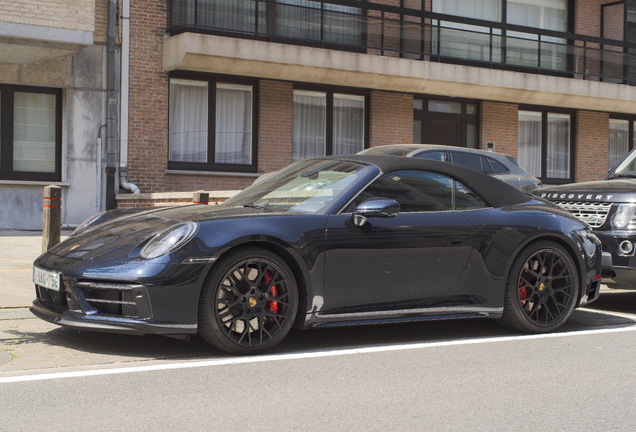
[33,266,61,292]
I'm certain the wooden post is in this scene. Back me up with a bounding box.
[42,185,62,252]
[193,191,209,205]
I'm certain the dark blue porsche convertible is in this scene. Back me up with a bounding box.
[32,155,602,354]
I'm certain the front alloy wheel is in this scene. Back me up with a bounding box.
[198,247,298,355]
[498,241,578,333]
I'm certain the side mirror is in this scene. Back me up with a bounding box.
[352,199,400,227]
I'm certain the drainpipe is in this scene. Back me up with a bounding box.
[97,124,107,212]
[119,0,140,195]
[105,0,119,209]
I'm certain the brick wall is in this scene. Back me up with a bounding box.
[128,0,258,193]
[259,80,293,172]
[575,0,623,38]
[480,102,518,157]
[94,0,122,44]
[0,0,95,32]
[127,0,169,193]
[370,91,413,146]
[576,111,609,182]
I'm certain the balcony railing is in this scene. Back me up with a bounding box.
[169,0,636,85]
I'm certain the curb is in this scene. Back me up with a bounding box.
[0,308,34,320]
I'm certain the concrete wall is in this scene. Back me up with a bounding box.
[0,45,109,230]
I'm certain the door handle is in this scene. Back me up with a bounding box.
[444,235,468,245]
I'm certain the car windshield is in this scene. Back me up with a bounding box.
[610,150,636,178]
[223,159,370,214]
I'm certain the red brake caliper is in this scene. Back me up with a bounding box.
[264,271,279,318]
[519,280,528,307]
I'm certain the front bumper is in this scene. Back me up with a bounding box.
[596,231,636,289]
[30,298,197,335]
[30,255,207,335]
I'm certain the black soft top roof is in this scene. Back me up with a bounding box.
[326,154,532,208]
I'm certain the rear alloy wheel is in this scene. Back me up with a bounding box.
[498,241,578,333]
[198,247,298,355]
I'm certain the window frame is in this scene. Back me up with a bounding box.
[168,71,259,173]
[0,84,62,182]
[292,85,370,160]
[517,106,575,184]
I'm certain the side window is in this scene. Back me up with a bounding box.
[450,152,482,171]
[354,170,488,212]
[415,151,447,162]
[355,170,452,212]
[455,182,488,210]
[485,157,510,174]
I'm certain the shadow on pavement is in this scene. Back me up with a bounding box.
[4,305,635,364]
[586,290,636,315]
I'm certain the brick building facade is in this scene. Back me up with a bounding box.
[4,0,636,226]
[117,0,636,209]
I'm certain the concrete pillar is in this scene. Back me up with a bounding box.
[42,186,62,252]
[193,191,209,205]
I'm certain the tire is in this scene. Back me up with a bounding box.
[497,241,578,333]
[198,247,298,355]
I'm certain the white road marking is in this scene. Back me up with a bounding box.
[2,322,636,384]
[581,307,636,321]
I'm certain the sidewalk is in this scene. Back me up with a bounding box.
[0,230,71,309]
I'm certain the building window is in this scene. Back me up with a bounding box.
[277,0,362,45]
[168,75,257,172]
[432,0,570,68]
[0,85,62,182]
[518,110,573,182]
[292,89,366,162]
[609,118,636,169]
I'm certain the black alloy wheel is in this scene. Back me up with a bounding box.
[498,241,578,333]
[198,247,298,355]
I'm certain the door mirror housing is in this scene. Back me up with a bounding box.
[352,199,400,227]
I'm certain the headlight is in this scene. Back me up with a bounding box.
[74,211,107,234]
[612,204,636,229]
[140,222,198,260]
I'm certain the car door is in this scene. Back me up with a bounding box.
[322,170,481,312]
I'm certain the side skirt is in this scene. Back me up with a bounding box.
[304,306,503,328]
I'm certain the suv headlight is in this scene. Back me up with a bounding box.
[612,204,636,229]
[140,222,198,259]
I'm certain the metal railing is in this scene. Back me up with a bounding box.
[168,0,636,85]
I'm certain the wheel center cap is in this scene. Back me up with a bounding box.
[248,297,257,307]
[539,282,546,291]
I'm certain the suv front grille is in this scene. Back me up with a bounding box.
[553,201,612,228]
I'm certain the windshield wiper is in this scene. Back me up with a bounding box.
[608,173,636,179]
[243,204,267,210]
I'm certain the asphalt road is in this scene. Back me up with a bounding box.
[2,291,636,431]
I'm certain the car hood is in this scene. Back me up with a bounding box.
[534,179,636,203]
[43,205,284,263]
